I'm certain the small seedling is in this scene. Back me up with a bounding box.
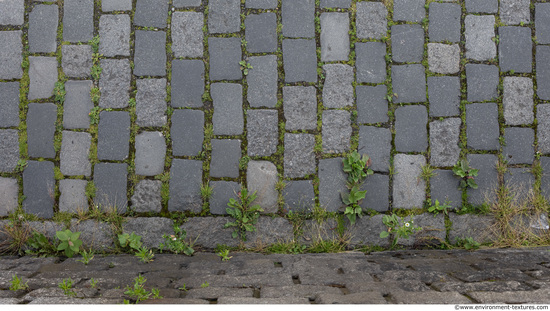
[452,159,479,190]
[342,151,373,184]
[25,231,56,257]
[9,274,29,291]
[135,247,155,263]
[239,60,253,75]
[124,275,162,304]
[118,232,143,250]
[457,237,481,250]
[380,214,422,248]
[225,187,263,241]
[427,199,451,216]
[77,249,95,265]
[178,284,188,292]
[159,226,194,256]
[56,230,83,258]
[341,184,367,225]
[201,281,210,288]
[217,249,232,261]
[89,278,98,289]
[58,278,76,297]
[14,159,28,173]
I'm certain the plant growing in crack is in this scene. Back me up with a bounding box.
[380,214,422,248]
[159,226,195,256]
[124,275,162,304]
[56,229,82,258]
[58,278,76,297]
[118,232,154,263]
[452,159,479,190]
[9,274,28,291]
[239,60,252,75]
[341,151,373,225]
[224,187,263,241]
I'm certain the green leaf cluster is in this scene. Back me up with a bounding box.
[224,187,263,241]
[124,275,162,304]
[56,230,83,258]
[341,151,374,225]
[380,214,422,248]
[119,232,154,263]
[427,199,451,216]
[25,232,56,257]
[159,226,194,256]
[452,159,479,189]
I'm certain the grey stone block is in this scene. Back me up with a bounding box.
[29,5,58,53]
[502,127,534,165]
[356,2,387,39]
[173,0,201,7]
[320,13,350,62]
[319,157,346,212]
[171,109,204,157]
[0,0,24,25]
[60,131,91,176]
[247,109,278,157]
[321,0,350,8]
[428,76,460,117]
[123,217,174,249]
[536,4,550,44]
[393,154,426,209]
[283,39,317,83]
[180,217,240,249]
[541,157,550,200]
[0,130,19,173]
[208,0,240,34]
[0,82,20,128]
[209,181,239,215]
[212,83,243,135]
[283,86,317,131]
[28,57,57,100]
[168,159,203,213]
[503,77,533,125]
[244,217,294,247]
[97,111,130,161]
[246,0,277,9]
[70,219,115,251]
[466,0,498,13]
[247,55,277,108]
[356,42,386,84]
[171,60,204,108]
[466,64,499,102]
[27,103,57,159]
[504,168,535,204]
[429,118,461,167]
[360,174,389,212]
[428,43,460,74]
[136,78,167,127]
[283,180,315,213]
[356,85,388,124]
[0,177,18,217]
[172,12,204,58]
[467,154,498,205]
[62,45,92,78]
[430,170,462,209]
[284,134,315,179]
[537,46,550,101]
[245,13,277,53]
[210,139,241,179]
[248,161,278,213]
[392,65,426,103]
[0,31,23,79]
[348,214,389,247]
[94,163,128,213]
[500,0,530,25]
[499,26,532,73]
[358,126,391,173]
[322,110,351,154]
[23,161,55,218]
[395,105,428,153]
[209,37,242,81]
[27,221,63,242]
[391,24,424,63]
[63,80,92,130]
[465,15,496,61]
[282,0,315,38]
[63,0,93,42]
[393,0,425,22]
[102,0,132,11]
[99,59,131,108]
[59,179,88,213]
[429,3,461,43]
[398,214,446,246]
[134,30,166,77]
[322,64,354,108]
[466,103,500,151]
[131,180,162,213]
[449,214,496,244]
[99,14,130,57]
[135,132,166,176]
[133,0,169,28]
[538,104,550,154]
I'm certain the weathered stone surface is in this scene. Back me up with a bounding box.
[28,57,57,100]
[102,0,132,11]
[99,59,131,108]
[393,154,426,209]
[503,128,534,165]
[26,221,63,241]
[247,109,278,157]
[321,13,349,62]
[212,83,243,135]
[134,30,166,77]
[392,24,424,63]
[469,289,550,304]
[428,43,460,74]
[62,45,92,78]
[171,109,204,157]
[136,78,167,127]
[209,37,242,81]
[358,126,391,173]
[23,161,55,218]
[448,214,496,244]
[168,159,203,213]
[393,0,425,22]
[283,180,315,213]
[60,131,92,177]
[348,215,389,247]
[395,105,428,153]
[0,129,19,173]
[284,86,317,131]
[262,284,342,299]
[135,132,166,176]
[503,77,533,125]
[320,0,350,8]
[356,2,387,39]
[322,110,351,154]
[245,217,294,248]
[538,46,550,102]
[247,55,277,108]
[538,104,550,154]
[398,214,446,246]
[171,60,204,108]
[181,217,240,249]
[0,31,23,79]
[466,64,499,102]
[319,158,346,212]
[246,0,277,9]
[283,39,317,83]
[70,219,115,251]
[282,0,315,38]
[172,12,203,58]
[504,168,535,204]
[428,76,460,117]
[63,0,93,42]
[500,0,530,26]
[360,174,389,212]
[210,139,241,179]
[245,13,277,53]
[499,26,532,73]
[28,5,58,53]
[186,287,253,300]
[322,64,354,108]
[465,15,496,61]
[467,154,498,205]
[536,4,550,45]
[94,163,128,213]
[466,0,498,13]
[99,14,130,57]
[356,42,386,84]
[133,0,169,28]
[430,170,462,209]
[356,85,387,124]
[429,118,461,167]
[208,0,240,34]
[59,179,88,213]
[429,3,461,43]
[315,292,387,304]
[0,82,20,128]
[97,111,130,161]
[466,103,499,151]
[392,65,426,103]
[284,134,315,178]
[391,290,470,304]
[27,103,57,159]
[209,181,239,215]
[248,161,278,214]
[0,177,18,217]
[0,0,24,25]
[123,217,174,249]
[131,180,162,213]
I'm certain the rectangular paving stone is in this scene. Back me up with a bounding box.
[502,127,534,165]
[283,180,315,213]
[102,0,132,11]
[210,139,241,179]
[319,157,346,212]
[466,64,498,102]
[62,45,92,78]
[284,134,315,178]
[28,57,57,100]
[321,0,350,8]
[356,42,386,84]
[209,37,242,81]
[172,12,204,58]
[246,0,277,9]
[63,0,94,42]
[0,177,19,216]
[208,0,240,34]
[135,131,166,176]
[392,65,426,103]
[0,31,23,79]
[430,170,462,209]
[358,126,391,173]
[429,3,461,43]
[136,78,167,127]
[504,168,535,204]
[27,103,57,159]
[283,39,317,83]
[171,59,204,108]
[536,4,550,44]
[59,179,88,213]
[503,77,533,125]
[209,181,239,215]
[94,163,128,213]
[356,2,387,40]
[391,24,424,63]
[60,131,91,177]
[466,0,498,13]
[282,0,315,38]
[356,85,388,124]
[29,5,58,53]
[322,110,351,154]
[171,109,204,157]
[0,82,20,128]
[360,173,389,212]
[283,86,317,131]
[500,0,530,26]
[429,118,461,167]
[247,109,278,157]
[541,157,550,200]
[63,80,93,129]
[465,15,496,61]
[99,59,131,108]
[537,46,550,101]
[467,154,498,205]
[23,161,54,219]
[247,161,279,213]
[393,0,425,22]
[395,105,428,153]
[99,14,131,57]
[393,154,426,209]
[538,104,550,154]
[130,180,162,213]
[133,0,169,28]
[322,64,353,108]
[97,111,130,161]
[245,13,277,53]
[134,30,166,77]
[0,0,24,25]
[247,55,277,108]
[428,43,460,74]
[168,159,203,213]
[212,83,243,135]
[466,103,500,151]
[0,129,19,173]
[447,214,496,244]
[499,27,532,73]
[320,13,349,62]
[428,76,460,117]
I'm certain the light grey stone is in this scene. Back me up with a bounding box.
[0,129,19,173]
[181,217,240,249]
[428,43,460,74]
[208,0,241,34]
[102,0,132,11]
[500,0,530,25]
[62,45,92,78]
[538,104,550,154]
[70,219,115,251]
[284,86,317,131]
[284,134,315,178]
[322,64,354,108]
[0,0,24,25]
[356,2,387,39]
[0,82,20,128]
[429,118,461,167]
[136,79,167,127]
[503,77,534,125]
[244,217,294,248]
[247,56,277,108]
[247,161,279,214]
[63,0,94,42]
[247,109,278,157]
[0,177,18,217]
[60,131,92,177]
[63,80,93,130]
[398,214,446,246]
[122,217,174,250]
[28,57,57,100]
[322,110,351,154]
[59,179,88,213]
[0,31,23,79]
[135,131,166,176]
[320,13,350,62]
[172,12,204,58]
[131,180,162,213]
[448,214,496,244]
[465,15,496,61]
[28,5,58,53]
[99,59,131,108]
[393,154,426,209]
[99,14,130,57]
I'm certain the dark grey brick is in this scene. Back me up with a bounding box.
[102,0,132,11]
[282,0,315,38]
[503,127,534,165]
[360,174,389,212]
[173,0,201,7]
[428,76,460,117]
[538,104,550,154]
[136,78,167,127]
[284,134,315,178]
[59,179,88,213]
[466,64,499,102]
[499,26,532,73]
[537,46,550,101]
[247,55,277,108]
[356,85,388,124]
[134,30,166,77]
[392,64,426,103]
[246,0,277,9]
[212,83,243,135]
[0,129,19,173]
[23,161,54,219]
[209,181,239,215]
[429,3,461,43]
[171,109,204,157]
[395,105,428,153]
[28,57,57,100]
[430,118,461,167]
[356,42,386,84]
[0,0,24,25]
[283,86,317,131]
[466,103,499,151]
[500,0,530,26]
[283,180,314,213]
[322,110,351,154]
[430,170,462,209]
[0,31,23,79]
[503,77,533,125]
[208,0,240,34]
[320,13,350,62]
[358,126,391,173]
[321,0,350,8]
[27,103,56,159]
[63,0,93,42]
[245,13,277,53]
[29,5,58,53]
[63,80,92,130]
[0,82,20,128]
[504,168,535,203]
[356,2,387,39]
[391,24,424,63]
[210,139,241,179]
[97,111,130,161]
[536,4,550,44]
[99,59,131,108]
[283,39,317,83]
[209,37,242,81]
[62,45,92,78]
[393,0,425,22]
[322,64,354,108]
[168,159,203,213]
[94,163,128,213]
[0,178,17,216]
[393,154,426,209]
[465,15,496,61]
[467,154,498,205]
[135,131,166,176]
[319,158,346,212]
[172,11,203,58]
[60,131,91,177]
[171,60,204,108]
[133,0,169,28]
[466,0,498,13]
[99,14,130,57]
[247,109,278,157]
[130,180,162,213]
